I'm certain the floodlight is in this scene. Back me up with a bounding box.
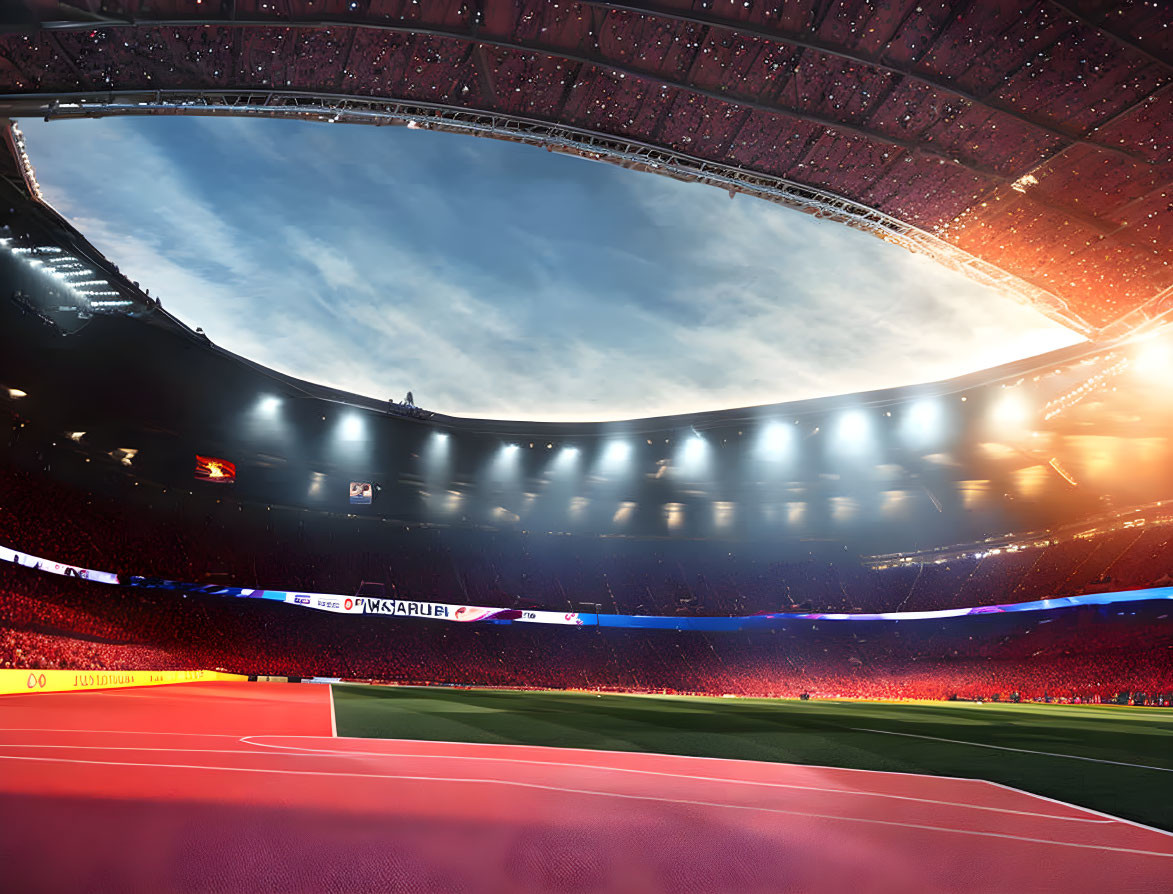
[1134,338,1173,380]
[759,422,792,456]
[339,413,364,440]
[551,444,579,468]
[837,410,869,442]
[991,392,1030,428]
[604,441,630,463]
[903,399,944,446]
[595,440,634,479]
[674,433,711,479]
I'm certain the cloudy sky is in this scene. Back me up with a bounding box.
[21,117,1082,421]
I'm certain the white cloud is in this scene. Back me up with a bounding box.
[20,117,1082,422]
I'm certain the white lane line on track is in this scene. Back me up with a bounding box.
[852,727,1173,773]
[0,728,1007,787]
[0,753,1167,858]
[0,741,1111,824]
[250,732,995,782]
[980,780,1173,840]
[328,685,337,738]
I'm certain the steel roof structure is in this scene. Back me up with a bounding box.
[0,0,1169,339]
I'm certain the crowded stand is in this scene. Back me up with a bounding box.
[1,0,1170,330]
[1,562,1170,705]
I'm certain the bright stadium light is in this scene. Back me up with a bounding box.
[991,392,1030,429]
[487,442,523,485]
[675,432,710,479]
[829,410,875,457]
[424,430,451,483]
[605,441,630,463]
[837,410,869,442]
[594,440,634,479]
[902,399,944,447]
[339,413,365,440]
[758,421,793,457]
[549,445,581,476]
[1133,338,1173,381]
[257,395,281,417]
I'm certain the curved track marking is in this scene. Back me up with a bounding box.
[0,752,1167,857]
[224,736,1111,823]
[0,739,1114,824]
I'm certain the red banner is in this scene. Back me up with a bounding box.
[194,454,236,483]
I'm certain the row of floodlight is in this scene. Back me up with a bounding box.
[0,237,127,305]
[253,327,1173,477]
[254,393,1050,477]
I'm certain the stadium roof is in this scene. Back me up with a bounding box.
[0,0,1170,339]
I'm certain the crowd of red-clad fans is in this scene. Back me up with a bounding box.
[2,565,1170,704]
[2,462,1172,703]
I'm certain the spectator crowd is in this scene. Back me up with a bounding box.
[2,461,1172,704]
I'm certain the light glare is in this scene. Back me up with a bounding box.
[760,422,791,455]
[339,413,364,440]
[903,399,943,446]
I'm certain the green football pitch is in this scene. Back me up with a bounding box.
[332,685,1173,832]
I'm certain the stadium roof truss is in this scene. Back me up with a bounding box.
[0,0,1170,339]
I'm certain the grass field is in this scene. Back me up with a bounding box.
[332,685,1173,832]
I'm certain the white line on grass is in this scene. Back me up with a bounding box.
[851,727,1173,772]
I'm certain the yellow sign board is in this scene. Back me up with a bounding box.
[0,668,249,696]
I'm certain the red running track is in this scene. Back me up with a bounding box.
[0,682,1169,893]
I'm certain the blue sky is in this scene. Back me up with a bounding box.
[21,117,1081,421]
